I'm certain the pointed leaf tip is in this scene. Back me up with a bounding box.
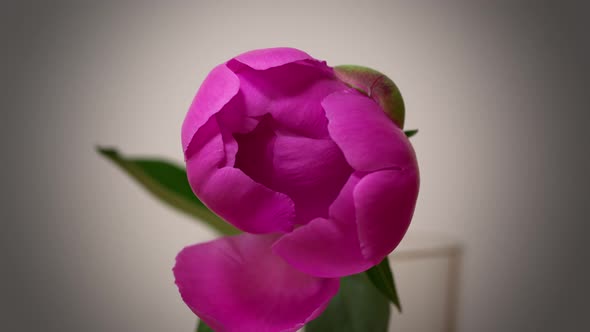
[96,145,116,156]
[404,129,418,138]
[196,320,214,332]
[366,258,402,313]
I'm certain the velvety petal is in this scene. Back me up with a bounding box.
[235,117,352,224]
[329,172,362,225]
[234,47,312,70]
[197,167,296,234]
[186,117,296,234]
[272,174,372,278]
[185,118,226,190]
[216,94,260,134]
[233,115,276,185]
[270,76,346,139]
[216,96,261,168]
[354,168,420,261]
[231,59,347,138]
[322,90,417,172]
[182,64,240,156]
[270,136,352,223]
[174,234,339,332]
[273,217,372,278]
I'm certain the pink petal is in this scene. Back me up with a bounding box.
[216,96,261,168]
[272,174,372,278]
[354,169,420,261]
[174,234,339,332]
[182,64,240,156]
[198,167,296,234]
[233,115,276,185]
[270,76,345,139]
[234,47,312,70]
[273,218,373,278]
[185,118,226,190]
[234,117,352,224]
[270,136,352,224]
[230,59,347,138]
[322,90,417,172]
[185,118,297,234]
[329,172,362,225]
[216,94,260,135]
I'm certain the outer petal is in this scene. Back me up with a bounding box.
[354,169,420,260]
[174,234,339,332]
[230,58,347,139]
[196,167,296,234]
[272,174,372,278]
[186,117,295,233]
[234,47,312,70]
[272,218,373,278]
[182,64,240,156]
[184,118,226,189]
[322,90,416,172]
[186,118,295,234]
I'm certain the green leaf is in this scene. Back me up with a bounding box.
[96,146,239,235]
[404,129,418,138]
[306,273,390,332]
[366,258,402,312]
[196,320,214,332]
[334,65,405,129]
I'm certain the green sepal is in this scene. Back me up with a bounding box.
[334,65,405,129]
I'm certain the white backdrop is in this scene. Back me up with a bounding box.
[3,1,588,332]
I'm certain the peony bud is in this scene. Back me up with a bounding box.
[174,47,419,332]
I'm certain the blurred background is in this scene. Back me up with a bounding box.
[2,1,589,331]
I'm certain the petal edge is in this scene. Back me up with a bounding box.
[197,167,296,234]
[234,47,313,70]
[354,168,419,261]
[182,64,240,156]
[323,91,416,172]
[174,234,339,332]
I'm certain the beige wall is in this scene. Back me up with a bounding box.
[3,1,588,331]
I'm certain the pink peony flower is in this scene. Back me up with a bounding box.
[174,47,419,332]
